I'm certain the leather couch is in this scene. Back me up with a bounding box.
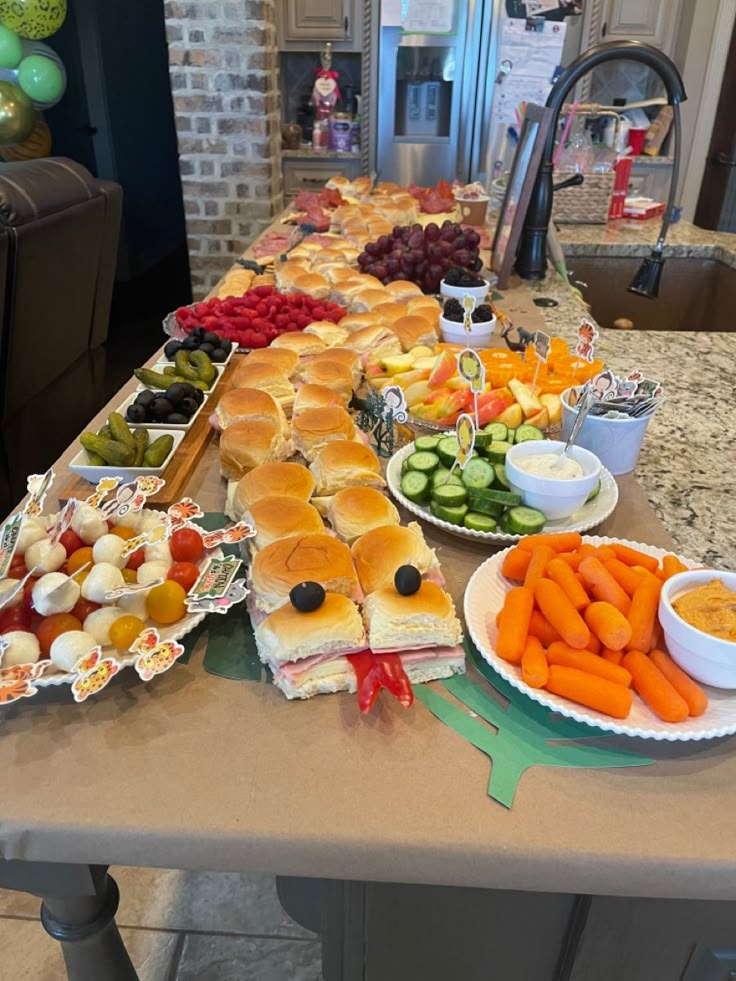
[0,158,122,513]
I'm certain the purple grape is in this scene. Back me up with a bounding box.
[407,231,424,250]
[358,252,371,268]
[424,222,440,242]
[471,256,483,272]
[465,229,481,248]
[365,242,379,257]
[441,219,454,230]
[427,243,443,261]
[428,263,444,281]
[415,260,428,277]
[386,258,400,275]
[454,233,468,249]
[373,263,388,281]
[392,226,404,239]
[454,249,471,268]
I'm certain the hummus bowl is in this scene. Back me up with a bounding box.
[659,570,736,689]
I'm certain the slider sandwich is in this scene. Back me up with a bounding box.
[351,523,443,595]
[270,332,328,357]
[246,496,325,551]
[219,420,287,481]
[243,347,299,378]
[298,359,357,400]
[213,388,287,433]
[291,406,357,461]
[293,383,347,415]
[227,461,315,522]
[309,441,385,495]
[230,361,295,413]
[318,486,399,543]
[303,321,349,348]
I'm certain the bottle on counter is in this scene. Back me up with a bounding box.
[328,112,353,152]
[312,118,328,151]
[351,114,361,153]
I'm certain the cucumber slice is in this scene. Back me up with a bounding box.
[493,464,511,490]
[406,450,440,474]
[401,470,430,504]
[464,511,498,533]
[436,436,460,468]
[401,457,410,475]
[515,424,545,444]
[586,479,602,503]
[506,506,547,536]
[467,493,504,518]
[484,422,508,442]
[473,431,494,450]
[461,457,495,490]
[430,500,468,525]
[499,510,515,534]
[431,467,464,489]
[414,435,440,452]
[469,486,522,507]
[506,429,516,444]
[431,483,468,508]
[486,440,513,463]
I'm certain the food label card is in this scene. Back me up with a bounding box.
[186,556,248,615]
[380,385,409,425]
[0,513,23,579]
[534,330,551,362]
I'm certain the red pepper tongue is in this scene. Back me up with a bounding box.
[347,651,414,714]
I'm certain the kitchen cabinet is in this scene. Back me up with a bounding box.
[277,0,363,52]
[590,0,683,55]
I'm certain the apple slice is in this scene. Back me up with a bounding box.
[539,393,562,425]
[508,378,543,417]
[404,380,432,407]
[525,406,550,430]
[380,353,416,374]
[494,403,523,428]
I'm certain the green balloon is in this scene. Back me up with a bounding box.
[0,80,34,145]
[0,25,21,68]
[0,0,66,40]
[17,53,61,103]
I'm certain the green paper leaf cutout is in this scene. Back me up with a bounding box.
[414,638,654,808]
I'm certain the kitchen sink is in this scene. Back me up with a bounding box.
[564,255,736,331]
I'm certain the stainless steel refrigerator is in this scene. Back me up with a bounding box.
[374,0,499,187]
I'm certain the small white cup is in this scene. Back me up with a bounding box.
[505,439,602,520]
[439,313,496,349]
[561,387,655,476]
[440,279,490,303]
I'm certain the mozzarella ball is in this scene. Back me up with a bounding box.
[144,541,172,565]
[83,606,124,646]
[92,534,127,568]
[140,510,163,533]
[32,573,80,616]
[110,511,143,532]
[0,578,22,608]
[25,538,66,573]
[137,561,169,586]
[117,591,148,619]
[16,516,48,555]
[81,563,124,603]
[49,630,98,672]
[2,631,40,667]
[71,504,108,545]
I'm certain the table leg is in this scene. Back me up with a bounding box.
[0,861,139,981]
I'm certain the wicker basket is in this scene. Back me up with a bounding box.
[552,169,616,224]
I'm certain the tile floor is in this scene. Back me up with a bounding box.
[0,868,324,980]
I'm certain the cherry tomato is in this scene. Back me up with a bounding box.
[0,605,30,634]
[121,568,138,584]
[169,528,204,564]
[67,546,94,576]
[145,580,187,625]
[8,556,27,580]
[109,615,146,651]
[167,562,199,593]
[109,525,138,541]
[22,578,35,615]
[59,529,85,557]
[35,613,82,657]
[71,598,100,623]
[125,548,145,571]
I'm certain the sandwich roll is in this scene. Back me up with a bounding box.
[338,312,383,333]
[290,272,330,299]
[392,315,439,352]
[325,486,400,543]
[242,347,299,378]
[303,321,350,348]
[291,406,356,461]
[293,383,347,415]
[247,496,325,550]
[362,580,463,651]
[309,440,384,495]
[345,324,402,358]
[270,332,328,357]
[230,361,295,411]
[231,462,315,518]
[213,387,287,432]
[251,533,359,613]
[349,288,392,313]
[351,522,440,595]
[219,420,284,481]
[254,593,366,666]
[299,359,356,400]
[384,280,424,302]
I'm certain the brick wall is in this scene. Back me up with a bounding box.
[164,0,283,297]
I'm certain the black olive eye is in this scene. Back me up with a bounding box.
[290,581,326,612]
[394,565,421,596]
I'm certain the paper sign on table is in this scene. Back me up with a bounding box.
[186,555,248,615]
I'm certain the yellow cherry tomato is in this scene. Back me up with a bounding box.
[121,568,138,584]
[145,580,187,625]
[72,569,89,587]
[67,546,94,575]
[109,615,146,651]
[109,525,137,541]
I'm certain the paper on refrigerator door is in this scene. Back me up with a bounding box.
[401,0,456,35]
[498,17,566,80]
[493,75,550,125]
[382,0,403,26]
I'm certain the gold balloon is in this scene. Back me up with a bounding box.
[0,0,66,40]
[0,79,34,144]
[0,111,50,159]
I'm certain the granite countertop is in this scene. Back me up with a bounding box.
[556,216,736,268]
[524,272,736,571]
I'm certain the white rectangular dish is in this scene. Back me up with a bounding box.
[69,428,184,482]
[115,390,208,431]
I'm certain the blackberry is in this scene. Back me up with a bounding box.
[472,304,494,323]
[443,298,464,322]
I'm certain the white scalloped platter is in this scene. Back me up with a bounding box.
[464,536,734,741]
[387,442,618,545]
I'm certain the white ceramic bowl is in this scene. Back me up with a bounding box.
[659,570,736,688]
[440,279,491,302]
[505,439,602,520]
[439,313,496,349]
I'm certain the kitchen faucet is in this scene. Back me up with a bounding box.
[516,41,687,298]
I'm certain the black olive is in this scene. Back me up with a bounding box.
[182,336,199,350]
[192,387,205,405]
[164,382,189,405]
[211,347,227,362]
[289,581,325,612]
[135,389,155,406]
[394,565,421,596]
[150,397,174,421]
[219,338,232,353]
[164,339,181,360]
[191,326,205,339]
[126,403,147,424]
[202,331,220,346]
[179,396,199,417]
[198,342,215,356]
[166,412,189,425]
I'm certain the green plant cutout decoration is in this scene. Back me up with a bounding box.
[414,640,654,808]
[350,388,397,458]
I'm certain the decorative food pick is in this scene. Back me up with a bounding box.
[0,661,50,705]
[186,556,248,615]
[70,647,121,703]
[457,348,486,428]
[452,413,477,478]
[0,512,23,579]
[394,565,422,597]
[462,294,477,334]
[576,319,599,364]
[353,387,403,458]
[582,367,665,419]
[347,651,414,714]
[529,329,551,395]
[129,628,186,682]
[24,468,55,517]
[290,581,326,613]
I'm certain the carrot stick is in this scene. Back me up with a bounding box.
[593,546,616,563]
[546,557,590,611]
[584,601,633,651]
[662,554,688,580]
[545,665,632,719]
[495,586,534,664]
[650,649,708,717]
[521,635,548,689]
[518,532,583,554]
[622,650,689,722]
[524,545,556,590]
[587,631,602,655]
[501,547,532,581]
[534,578,591,650]
[610,543,659,573]
[557,551,584,571]
[604,558,645,598]
[601,647,624,666]
[547,642,632,687]
[626,579,661,652]
[578,556,631,614]
[649,621,663,652]
[527,609,561,647]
